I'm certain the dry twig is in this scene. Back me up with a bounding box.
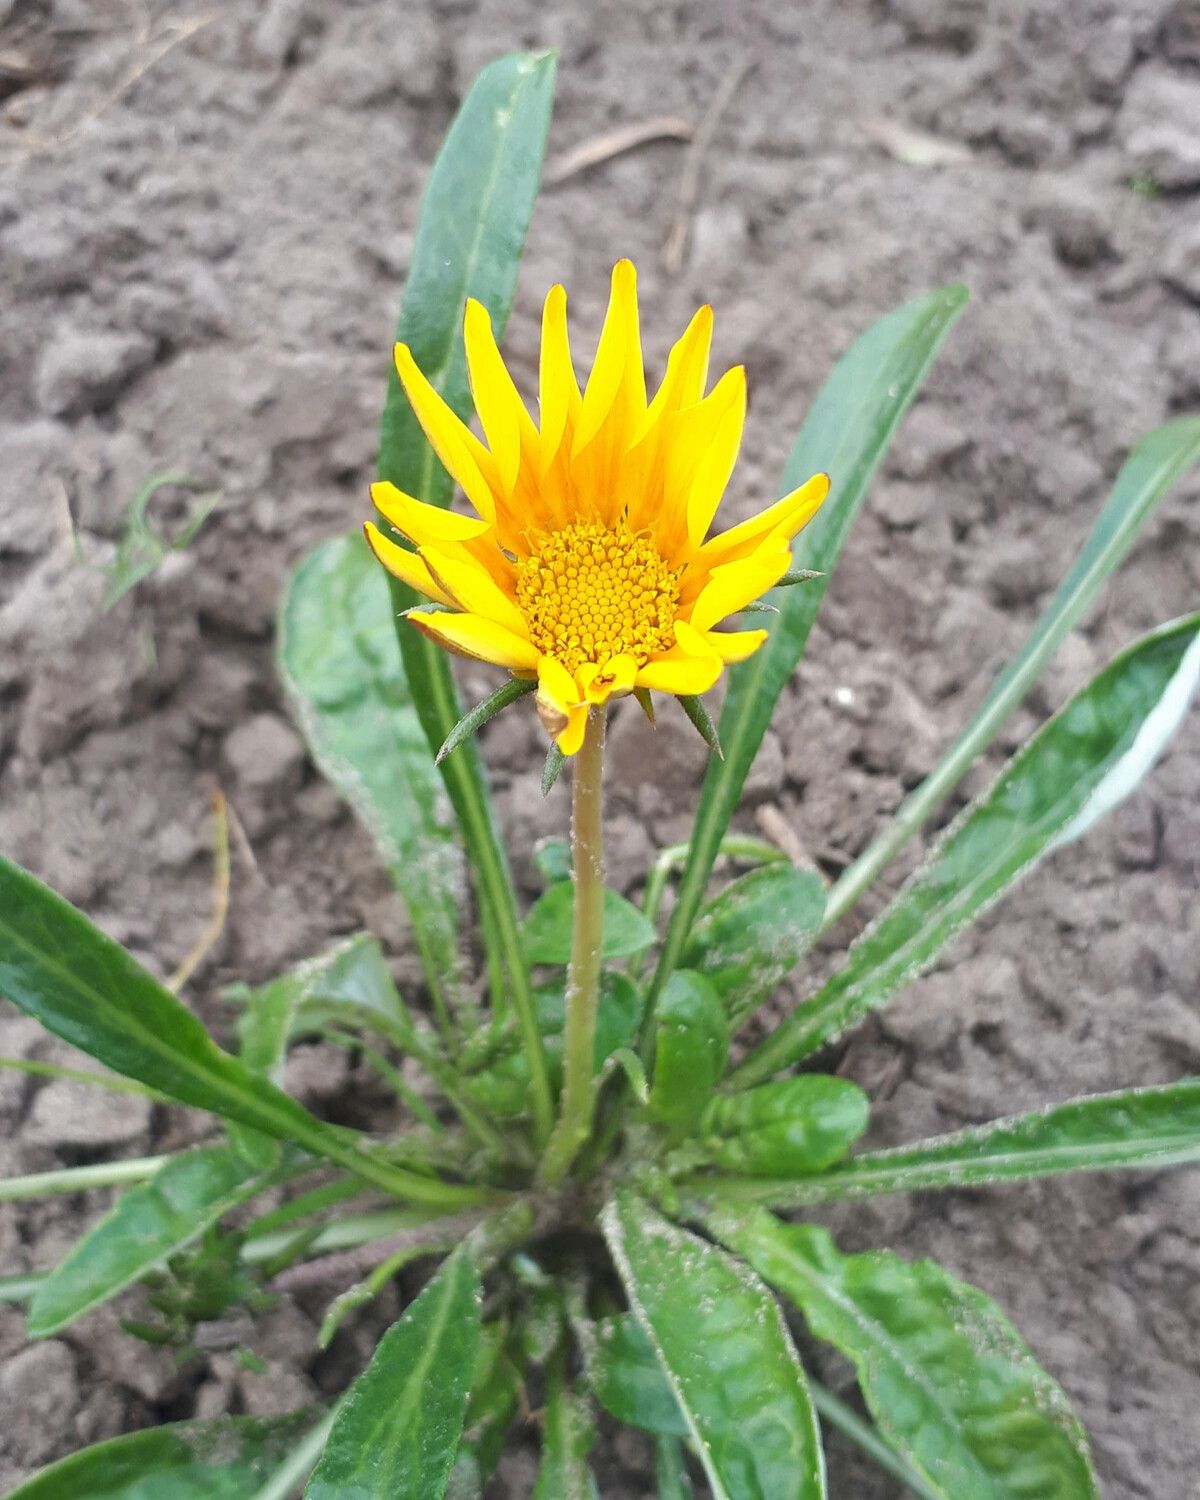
[0,10,214,165]
[544,115,693,186]
[167,787,231,993]
[663,56,756,274]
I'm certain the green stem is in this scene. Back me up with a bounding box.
[539,707,607,1185]
[0,1154,170,1203]
[808,1379,944,1500]
[0,1055,171,1102]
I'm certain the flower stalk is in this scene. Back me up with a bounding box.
[539,705,607,1185]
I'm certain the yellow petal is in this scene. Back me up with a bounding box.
[393,343,499,524]
[421,545,526,637]
[657,368,745,562]
[371,481,491,545]
[539,284,582,478]
[697,472,830,569]
[537,654,581,716]
[573,259,645,457]
[578,653,638,705]
[557,703,590,756]
[407,610,540,671]
[635,647,723,697]
[687,543,790,633]
[570,261,646,524]
[705,627,769,664]
[623,304,714,533]
[464,299,539,495]
[363,522,455,606]
[685,366,746,551]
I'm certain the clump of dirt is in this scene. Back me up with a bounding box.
[2,1,1199,1495]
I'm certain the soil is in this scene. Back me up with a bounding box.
[2,0,1200,1495]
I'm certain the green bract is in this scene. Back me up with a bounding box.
[2,47,1199,1500]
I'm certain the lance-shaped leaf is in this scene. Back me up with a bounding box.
[822,414,1200,929]
[6,1412,316,1499]
[305,1247,481,1500]
[647,972,728,1134]
[532,1348,595,1500]
[602,1191,826,1500]
[374,50,557,1139]
[681,864,825,1028]
[711,1211,1100,1500]
[579,1311,689,1437]
[0,857,485,1209]
[694,1079,1200,1207]
[436,678,537,764]
[693,1075,869,1177]
[279,532,464,1033]
[522,883,655,965]
[27,1145,280,1338]
[732,611,1200,1087]
[652,286,969,1004]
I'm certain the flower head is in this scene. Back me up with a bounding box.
[365,260,829,755]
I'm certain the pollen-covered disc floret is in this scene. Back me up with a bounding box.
[517,522,680,677]
[363,258,831,756]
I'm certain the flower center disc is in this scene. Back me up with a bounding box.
[516,521,681,676]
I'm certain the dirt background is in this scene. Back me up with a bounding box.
[2,0,1200,1494]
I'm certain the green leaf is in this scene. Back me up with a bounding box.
[602,1191,826,1500]
[279,532,463,1029]
[712,1211,1099,1500]
[532,1349,595,1500]
[533,837,573,884]
[449,1330,524,1497]
[699,1079,1200,1206]
[0,857,484,1209]
[651,286,968,1006]
[305,1247,481,1500]
[823,415,1200,929]
[7,1413,315,1500]
[375,50,557,1141]
[27,1145,278,1338]
[647,971,728,1133]
[522,883,656,964]
[694,1076,869,1176]
[583,1312,689,1437]
[678,693,723,757]
[732,610,1200,1086]
[681,864,826,1028]
[437,677,537,764]
[100,472,221,612]
[655,1436,695,1500]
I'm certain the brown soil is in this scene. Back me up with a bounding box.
[2,1,1199,1495]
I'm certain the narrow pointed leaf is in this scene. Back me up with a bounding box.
[305,1247,481,1500]
[602,1191,826,1500]
[6,1413,316,1500]
[824,415,1200,928]
[682,863,825,1028]
[653,286,968,1003]
[532,1350,595,1500]
[0,857,484,1208]
[678,693,723,757]
[655,1436,695,1500]
[279,532,464,1022]
[542,741,566,796]
[712,1211,1099,1500]
[695,1079,1200,1206]
[436,677,537,763]
[374,50,557,1138]
[27,1145,279,1338]
[732,611,1200,1086]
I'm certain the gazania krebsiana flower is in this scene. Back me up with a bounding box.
[364,260,829,756]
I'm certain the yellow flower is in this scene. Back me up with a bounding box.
[365,260,829,756]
